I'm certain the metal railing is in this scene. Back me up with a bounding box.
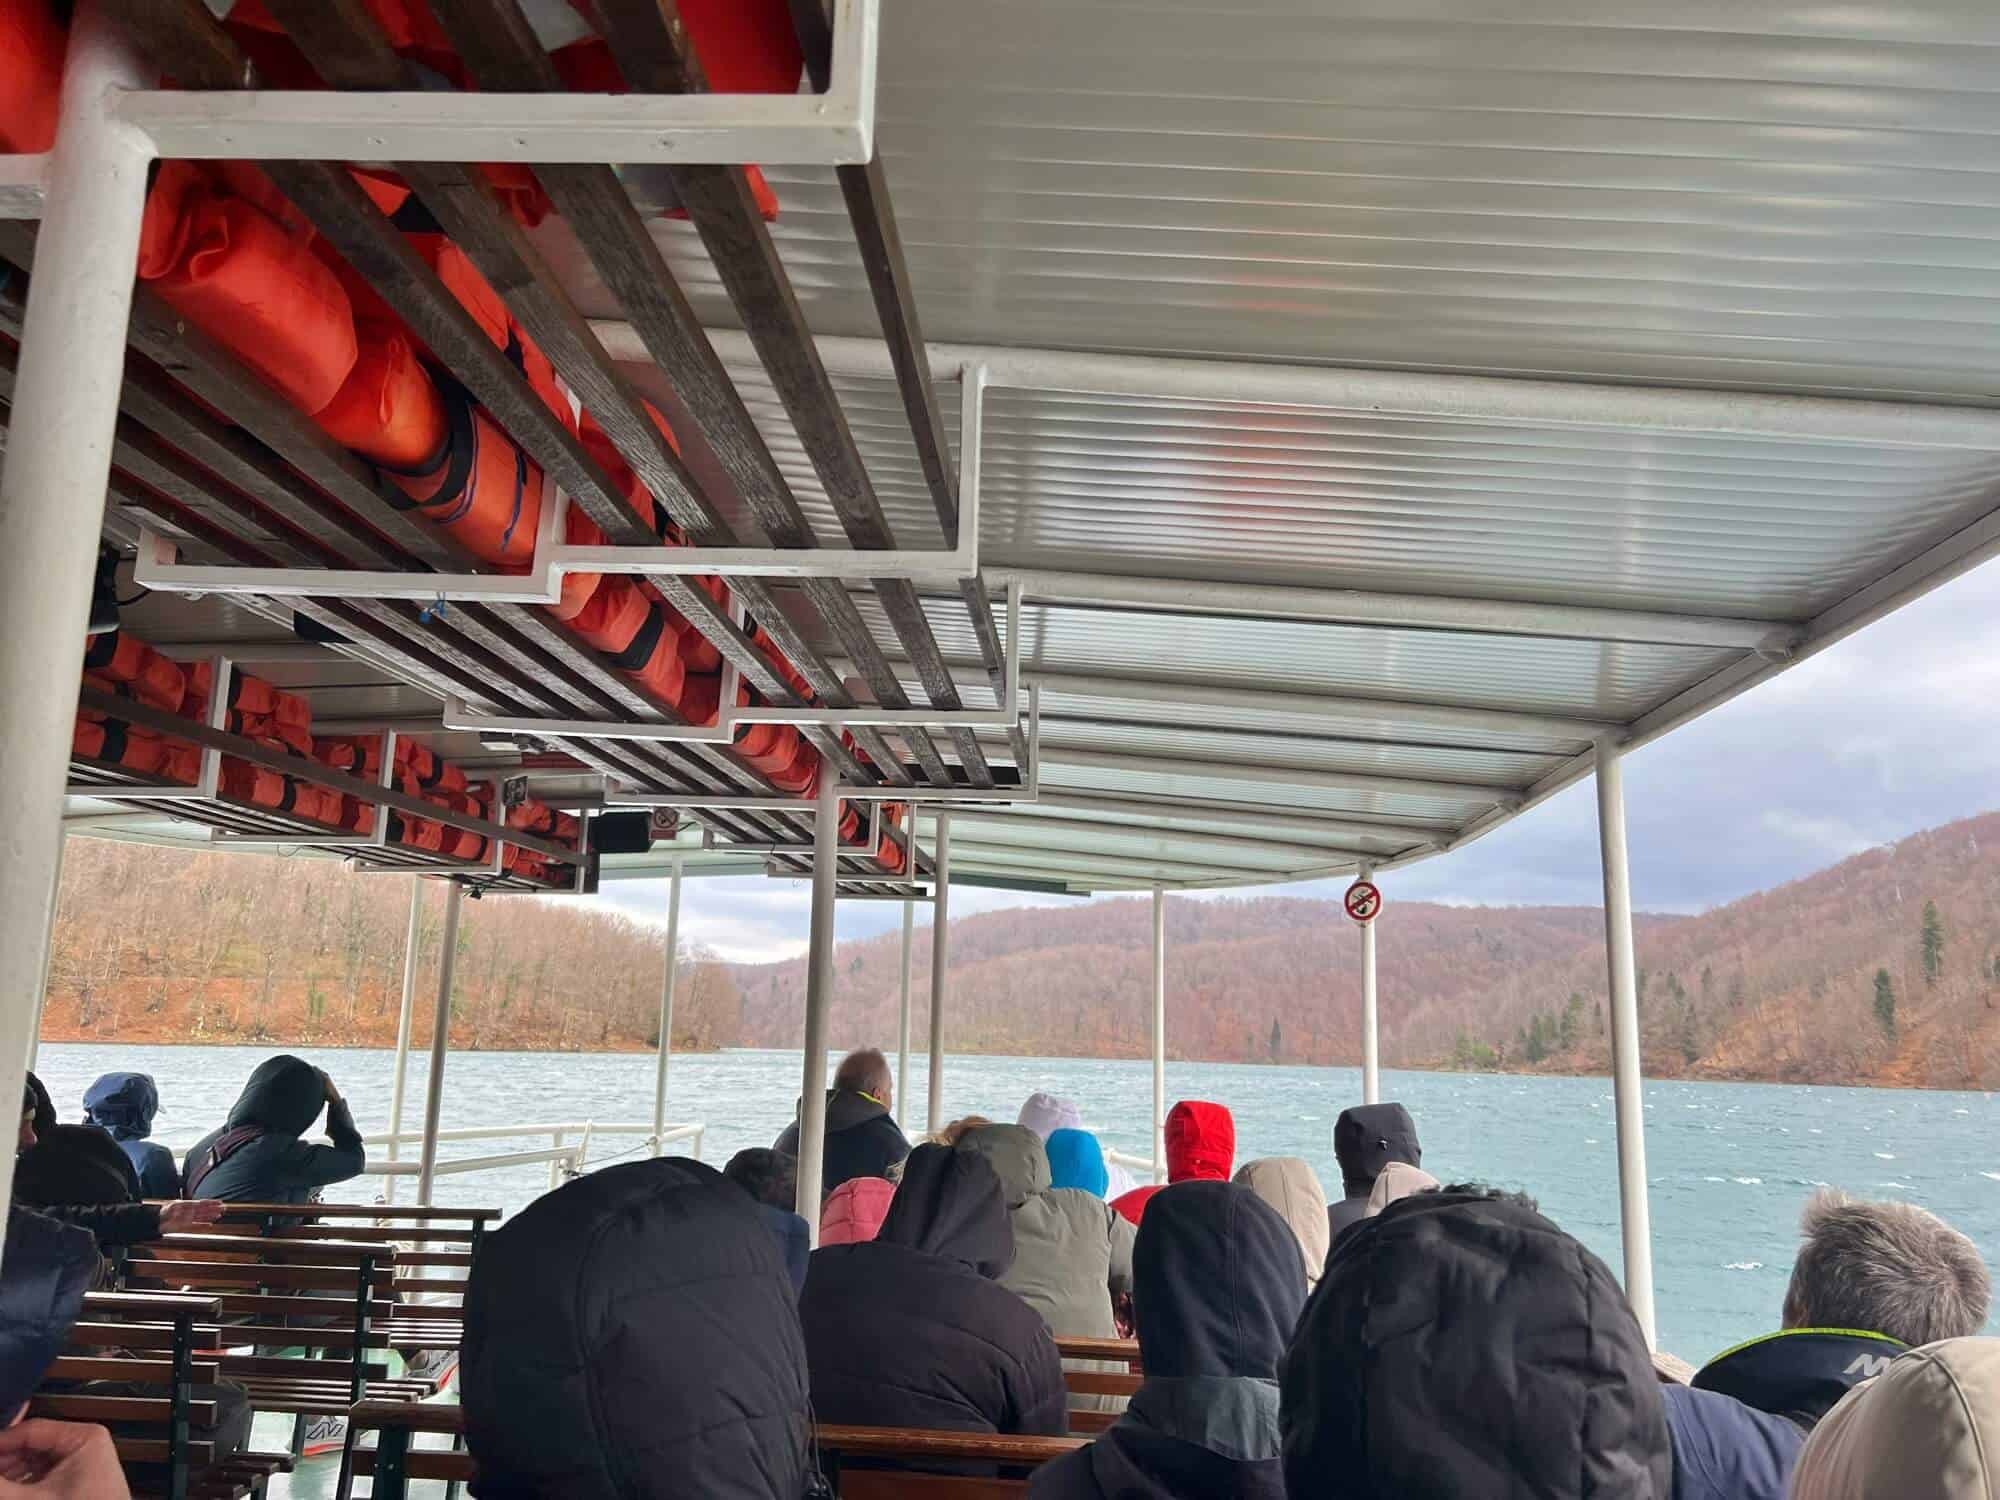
[361,1120,707,1195]
[1105,1147,1166,1185]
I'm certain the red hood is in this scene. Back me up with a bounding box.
[1165,1100,1235,1183]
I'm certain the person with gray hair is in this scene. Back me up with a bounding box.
[772,1046,910,1197]
[1656,1188,1993,1500]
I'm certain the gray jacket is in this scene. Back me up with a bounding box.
[958,1125,1135,1341]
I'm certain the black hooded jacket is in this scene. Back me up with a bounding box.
[461,1157,813,1500]
[15,1123,161,1249]
[1282,1188,1671,1500]
[183,1055,363,1204]
[800,1143,1067,1437]
[0,1207,98,1414]
[773,1089,909,1196]
[1326,1102,1421,1239]
[1032,1181,1305,1500]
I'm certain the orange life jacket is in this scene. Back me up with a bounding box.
[82,632,186,714]
[315,323,447,469]
[0,0,66,154]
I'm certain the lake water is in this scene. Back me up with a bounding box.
[31,1041,2000,1363]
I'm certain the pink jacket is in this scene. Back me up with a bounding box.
[819,1176,895,1246]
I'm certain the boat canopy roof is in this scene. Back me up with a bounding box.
[62,0,2000,895]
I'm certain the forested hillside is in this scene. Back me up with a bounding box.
[41,840,738,1054]
[39,811,2000,1088]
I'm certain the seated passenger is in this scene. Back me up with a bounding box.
[1663,1188,1991,1500]
[723,1147,809,1293]
[16,1080,219,1247]
[1032,1181,1302,1498]
[1021,1093,1135,1198]
[820,1176,895,1246]
[182,1055,363,1204]
[1046,1128,1109,1197]
[0,1205,128,1499]
[772,1047,908,1196]
[461,1157,814,1499]
[958,1125,1135,1410]
[81,1072,179,1200]
[1282,1184,1670,1499]
[800,1143,1066,1437]
[1789,1337,2000,1500]
[1326,1102,1422,1239]
[1112,1102,1234,1226]
[1233,1157,1330,1290]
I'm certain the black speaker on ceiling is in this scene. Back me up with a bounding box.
[588,811,654,855]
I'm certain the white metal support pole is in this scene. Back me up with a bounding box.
[0,0,153,1247]
[415,881,464,1207]
[927,815,952,1135]
[896,899,914,1132]
[1151,886,1166,1181]
[382,878,424,1205]
[651,855,683,1154]
[1595,740,1657,1346]
[796,778,840,1240]
[1360,863,1380,1106]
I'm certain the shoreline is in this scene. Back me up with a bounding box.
[31,1033,1966,1092]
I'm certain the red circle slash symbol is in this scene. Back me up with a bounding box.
[1344,880,1382,924]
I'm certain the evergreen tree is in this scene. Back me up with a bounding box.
[1267,1017,1282,1063]
[1921,900,1945,985]
[1873,968,1897,1039]
[1559,992,1584,1051]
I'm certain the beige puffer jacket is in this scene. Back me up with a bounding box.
[1789,1337,2000,1500]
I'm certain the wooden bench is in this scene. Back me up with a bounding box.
[340,1402,1089,1500]
[1052,1335,1142,1435]
[126,1235,434,1457]
[52,1291,292,1500]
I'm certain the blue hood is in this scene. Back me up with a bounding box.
[0,1208,98,1414]
[82,1071,159,1141]
[1046,1128,1110,1198]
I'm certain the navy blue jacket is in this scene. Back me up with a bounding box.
[184,1056,364,1205]
[1661,1385,1801,1500]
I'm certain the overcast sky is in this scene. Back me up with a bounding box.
[586,559,2000,964]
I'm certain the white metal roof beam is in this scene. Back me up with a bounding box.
[998,744,1521,809]
[983,568,1792,654]
[1025,671,1610,747]
[1027,792,1443,850]
[822,659,1605,749]
[936,843,1318,885]
[658,326,2000,453]
[914,810,1358,865]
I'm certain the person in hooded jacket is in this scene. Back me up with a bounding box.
[1788,1336,2000,1500]
[0,1206,131,1499]
[799,1143,1067,1438]
[461,1156,814,1500]
[820,1176,895,1247]
[1031,1180,1304,1500]
[1112,1102,1234,1226]
[1021,1096,1136,1199]
[1047,1128,1109,1197]
[15,1079,220,1249]
[958,1125,1136,1412]
[772,1047,908,1197]
[81,1073,178,1200]
[1233,1157,1330,1291]
[1325,1102,1422,1240]
[1281,1184,1671,1500]
[1660,1188,1990,1500]
[722,1148,810,1294]
[182,1055,363,1205]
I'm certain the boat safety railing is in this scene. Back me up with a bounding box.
[1104,1148,1167,1185]
[361,1120,707,1196]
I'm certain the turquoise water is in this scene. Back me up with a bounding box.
[31,1041,2000,1363]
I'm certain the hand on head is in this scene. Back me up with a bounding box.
[0,1419,130,1496]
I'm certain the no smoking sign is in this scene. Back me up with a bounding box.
[1344,879,1382,924]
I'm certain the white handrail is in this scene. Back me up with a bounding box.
[348,1120,707,1196]
[1105,1147,1166,1185]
